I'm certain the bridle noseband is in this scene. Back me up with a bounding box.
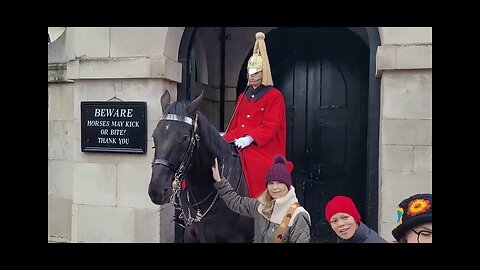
[152,113,199,192]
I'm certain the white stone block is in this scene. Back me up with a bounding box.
[78,205,134,243]
[150,56,182,83]
[73,163,116,206]
[71,27,110,58]
[72,120,81,141]
[376,45,396,73]
[380,27,432,45]
[134,209,160,243]
[414,146,432,173]
[396,46,432,70]
[382,70,432,120]
[48,160,73,199]
[66,58,79,80]
[115,79,165,121]
[69,57,182,81]
[48,120,73,160]
[159,204,175,243]
[117,164,158,209]
[381,171,432,222]
[48,198,72,242]
[376,45,432,77]
[110,27,167,58]
[79,57,151,79]
[71,203,79,243]
[48,83,74,121]
[382,119,432,145]
[379,222,397,242]
[48,63,68,82]
[381,145,413,172]
[73,80,115,120]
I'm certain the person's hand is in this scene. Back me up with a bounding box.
[234,135,253,149]
[211,158,222,182]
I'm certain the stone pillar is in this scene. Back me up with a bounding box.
[376,27,432,242]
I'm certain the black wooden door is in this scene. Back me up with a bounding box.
[266,28,369,243]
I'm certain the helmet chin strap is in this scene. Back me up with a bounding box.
[250,82,261,89]
[248,75,263,88]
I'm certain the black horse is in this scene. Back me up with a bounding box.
[148,90,254,243]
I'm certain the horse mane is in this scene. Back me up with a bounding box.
[163,101,231,160]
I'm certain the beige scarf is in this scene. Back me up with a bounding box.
[257,186,310,226]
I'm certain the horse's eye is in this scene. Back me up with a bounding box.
[182,135,190,143]
[152,145,155,149]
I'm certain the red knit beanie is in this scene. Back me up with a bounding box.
[325,196,361,223]
[265,155,292,189]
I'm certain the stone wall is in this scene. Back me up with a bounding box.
[48,27,184,242]
[376,27,432,241]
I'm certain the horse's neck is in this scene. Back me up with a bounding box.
[184,118,239,199]
[184,144,213,198]
[184,144,234,193]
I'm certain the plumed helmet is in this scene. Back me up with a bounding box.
[247,32,274,86]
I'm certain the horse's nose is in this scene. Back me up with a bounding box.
[148,187,156,200]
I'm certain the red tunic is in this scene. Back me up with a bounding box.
[223,86,288,198]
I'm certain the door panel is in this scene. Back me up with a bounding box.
[268,28,369,243]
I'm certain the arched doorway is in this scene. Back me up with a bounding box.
[177,27,380,243]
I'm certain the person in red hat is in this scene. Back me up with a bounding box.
[222,32,290,198]
[392,193,432,243]
[212,155,310,243]
[325,195,387,243]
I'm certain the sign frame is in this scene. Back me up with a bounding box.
[80,101,147,154]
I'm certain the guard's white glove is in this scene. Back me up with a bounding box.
[234,135,254,149]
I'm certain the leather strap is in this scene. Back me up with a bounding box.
[272,202,300,243]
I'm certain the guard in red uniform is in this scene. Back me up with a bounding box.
[223,32,291,198]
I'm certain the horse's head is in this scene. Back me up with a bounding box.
[148,90,203,205]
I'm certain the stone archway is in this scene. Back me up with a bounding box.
[173,27,381,242]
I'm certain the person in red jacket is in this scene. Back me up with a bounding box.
[223,32,290,198]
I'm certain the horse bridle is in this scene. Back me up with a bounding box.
[152,113,240,228]
[152,113,200,194]
[152,113,221,226]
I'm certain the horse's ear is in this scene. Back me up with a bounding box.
[187,90,203,115]
[160,90,171,113]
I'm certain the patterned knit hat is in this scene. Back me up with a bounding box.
[325,196,361,223]
[265,155,291,189]
[392,193,432,241]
